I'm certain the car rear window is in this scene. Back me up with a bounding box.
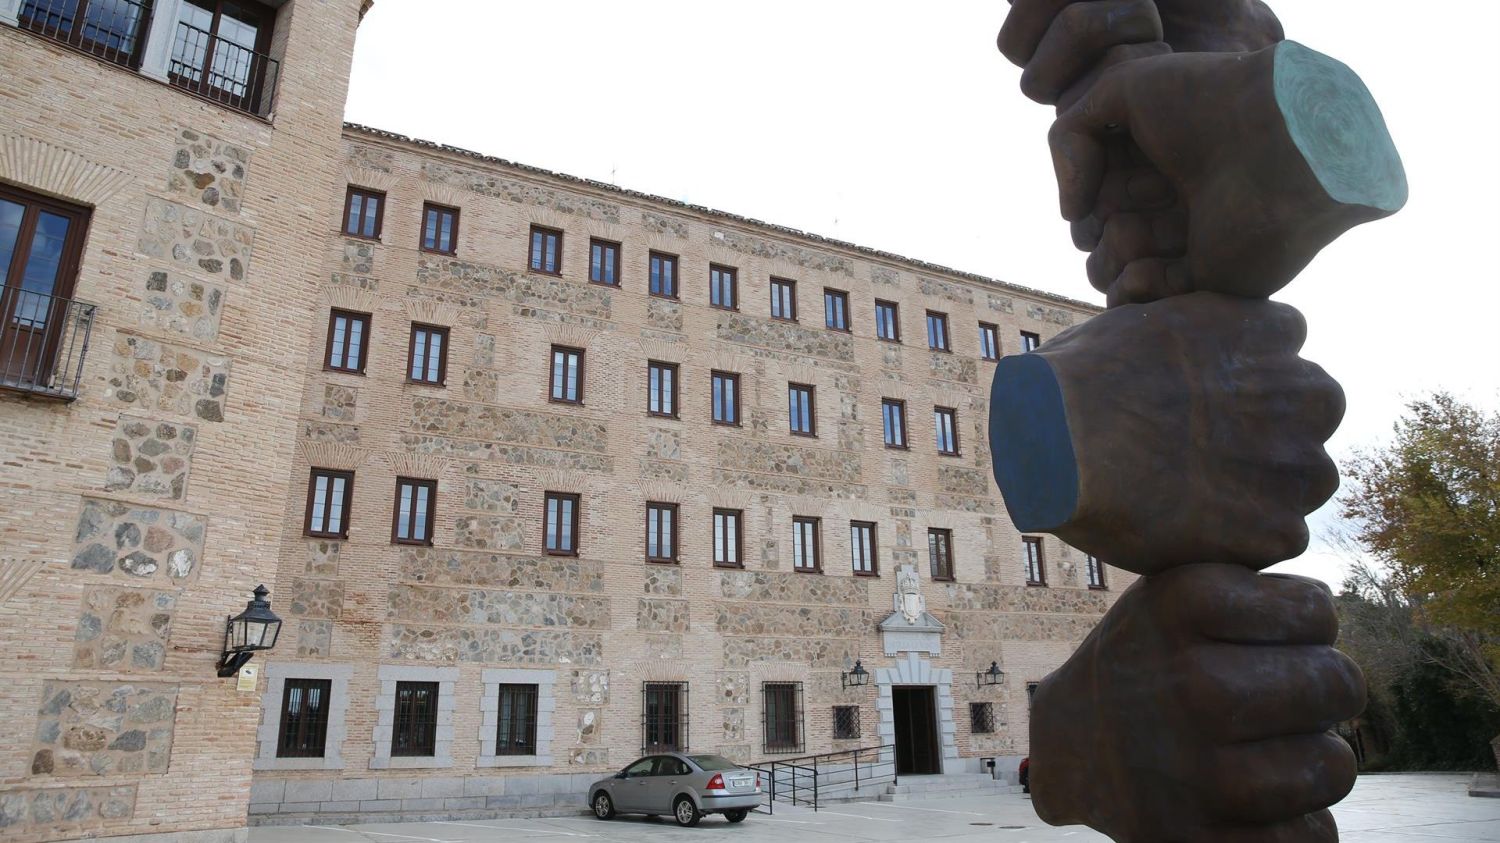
[689,755,741,771]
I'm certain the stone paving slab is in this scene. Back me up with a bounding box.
[247,774,1500,843]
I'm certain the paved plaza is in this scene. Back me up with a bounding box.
[247,773,1498,842]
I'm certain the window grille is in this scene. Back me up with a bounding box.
[763,682,804,754]
[392,681,439,757]
[833,705,862,741]
[496,684,540,756]
[642,682,689,753]
[276,678,332,758]
[970,702,997,735]
[19,0,151,69]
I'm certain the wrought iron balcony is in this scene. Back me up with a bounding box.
[0,288,97,402]
[168,20,279,117]
[17,0,149,69]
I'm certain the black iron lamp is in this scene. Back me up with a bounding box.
[842,660,870,689]
[976,661,1005,690]
[215,585,283,678]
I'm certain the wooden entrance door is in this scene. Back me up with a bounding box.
[893,686,941,775]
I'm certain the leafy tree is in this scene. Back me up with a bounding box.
[1339,393,1500,768]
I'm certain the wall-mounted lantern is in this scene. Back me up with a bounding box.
[842,660,870,689]
[976,661,1005,690]
[215,585,283,678]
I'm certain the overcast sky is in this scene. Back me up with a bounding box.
[345,1,1500,589]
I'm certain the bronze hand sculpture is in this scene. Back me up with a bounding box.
[988,2,1407,841]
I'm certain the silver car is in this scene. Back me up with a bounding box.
[589,753,762,827]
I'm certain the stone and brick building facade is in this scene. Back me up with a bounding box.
[0,2,1127,840]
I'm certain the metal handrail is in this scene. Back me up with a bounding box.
[167,20,279,117]
[0,288,97,402]
[746,743,898,814]
[17,0,150,68]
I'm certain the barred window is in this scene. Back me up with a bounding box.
[649,251,678,298]
[1087,554,1107,589]
[850,521,878,576]
[276,678,332,758]
[643,682,689,752]
[392,477,436,545]
[496,684,540,756]
[392,681,439,757]
[325,310,369,374]
[789,383,816,436]
[305,468,353,539]
[712,371,741,425]
[589,238,620,285]
[544,492,580,556]
[1024,537,1047,585]
[929,528,955,582]
[408,324,448,385]
[979,322,1000,361]
[646,502,678,563]
[549,345,584,404]
[714,508,743,568]
[421,203,459,255]
[763,682,803,754]
[833,705,862,741]
[793,517,821,573]
[343,187,384,239]
[530,225,562,274]
[824,288,850,331]
[771,278,797,321]
[883,399,907,448]
[648,361,678,418]
[710,264,738,310]
[1021,331,1042,352]
[970,702,996,735]
[875,300,900,342]
[926,310,950,351]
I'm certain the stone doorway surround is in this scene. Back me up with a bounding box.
[874,653,959,772]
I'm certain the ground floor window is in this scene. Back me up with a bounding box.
[970,702,996,735]
[763,682,804,754]
[642,682,689,752]
[496,684,539,756]
[276,678,331,758]
[833,705,862,740]
[392,681,439,757]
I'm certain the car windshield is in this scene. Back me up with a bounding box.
[688,755,742,772]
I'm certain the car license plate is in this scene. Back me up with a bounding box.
[729,776,753,792]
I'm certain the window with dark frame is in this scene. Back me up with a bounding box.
[420,203,458,255]
[763,682,803,754]
[713,508,743,568]
[710,264,738,310]
[770,278,797,321]
[711,371,741,426]
[1027,682,1040,710]
[325,310,370,374]
[305,468,353,539]
[1087,554,1107,589]
[970,702,997,735]
[407,324,448,385]
[882,399,908,449]
[549,345,583,404]
[392,477,436,546]
[18,0,151,69]
[1021,331,1042,352]
[1024,536,1047,585]
[392,681,439,757]
[0,183,91,394]
[529,225,562,275]
[833,706,862,741]
[276,678,332,758]
[792,516,821,573]
[343,187,384,239]
[496,684,540,756]
[167,0,279,114]
[646,502,679,563]
[544,492,580,556]
[824,288,850,331]
[850,521,878,577]
[788,383,816,436]
[935,407,960,456]
[926,310,951,351]
[642,682,688,752]
[589,238,620,286]
[647,361,678,418]
[929,528,955,582]
[649,252,678,299]
[875,300,901,342]
[979,322,1000,361]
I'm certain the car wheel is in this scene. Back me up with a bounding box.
[673,796,702,827]
[725,809,749,823]
[592,792,616,820]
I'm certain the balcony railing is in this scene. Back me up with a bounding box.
[168,20,279,117]
[0,288,97,402]
[17,0,150,68]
